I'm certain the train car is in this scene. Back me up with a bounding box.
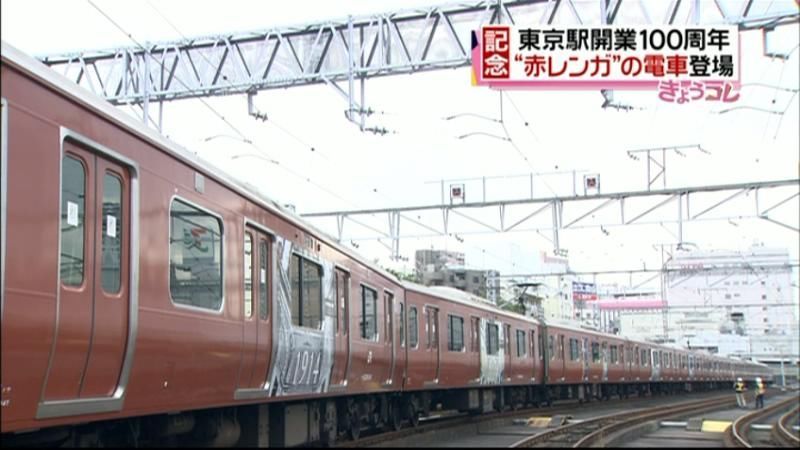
[0,40,775,447]
[0,40,411,447]
[400,285,550,415]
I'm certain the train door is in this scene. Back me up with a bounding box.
[651,350,660,381]
[395,295,405,387]
[503,324,511,381]
[236,226,273,396]
[582,338,590,382]
[383,290,395,385]
[424,306,440,384]
[626,345,633,381]
[548,333,563,382]
[601,341,609,381]
[531,329,543,382]
[43,140,135,407]
[329,268,350,387]
[474,317,484,382]
[559,335,567,380]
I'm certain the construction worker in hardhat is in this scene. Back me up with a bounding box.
[734,377,747,408]
[755,377,766,409]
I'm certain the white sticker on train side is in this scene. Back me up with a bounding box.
[260,268,266,283]
[107,215,117,237]
[67,202,79,226]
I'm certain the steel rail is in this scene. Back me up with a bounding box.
[725,394,800,448]
[772,404,800,448]
[510,394,735,447]
[340,391,726,448]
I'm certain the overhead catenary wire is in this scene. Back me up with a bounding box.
[141,0,321,155]
[497,92,558,197]
[140,0,558,271]
[92,0,533,271]
[89,0,364,211]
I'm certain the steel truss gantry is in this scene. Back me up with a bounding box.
[301,178,800,260]
[38,0,800,130]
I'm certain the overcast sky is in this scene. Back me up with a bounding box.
[2,0,798,294]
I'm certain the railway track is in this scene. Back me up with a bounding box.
[509,393,736,447]
[724,394,800,448]
[337,391,728,448]
[772,403,800,447]
[337,400,578,448]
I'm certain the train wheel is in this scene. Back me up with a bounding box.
[348,405,361,441]
[407,403,420,428]
[390,400,402,432]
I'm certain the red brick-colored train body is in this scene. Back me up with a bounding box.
[0,42,771,447]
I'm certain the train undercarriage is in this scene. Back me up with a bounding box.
[2,381,732,447]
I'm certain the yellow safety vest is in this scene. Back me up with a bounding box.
[735,382,745,393]
[757,384,765,395]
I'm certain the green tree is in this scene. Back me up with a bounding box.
[384,267,418,283]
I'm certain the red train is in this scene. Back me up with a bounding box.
[0,41,771,447]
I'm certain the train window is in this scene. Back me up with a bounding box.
[61,155,86,286]
[592,342,600,363]
[516,330,526,357]
[101,172,123,293]
[302,258,323,328]
[471,317,480,352]
[290,255,323,329]
[360,285,378,340]
[425,308,439,348]
[409,306,419,347]
[487,323,499,355]
[559,335,565,361]
[569,339,580,361]
[448,315,464,352]
[530,330,536,360]
[634,347,639,366]
[548,336,555,360]
[610,346,618,364]
[335,269,349,333]
[504,325,511,355]
[537,333,544,361]
[399,303,405,347]
[259,239,268,320]
[384,292,394,344]
[641,349,647,366]
[244,233,254,318]
[169,199,223,310]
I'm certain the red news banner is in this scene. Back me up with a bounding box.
[472,25,741,103]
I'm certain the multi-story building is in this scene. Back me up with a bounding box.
[591,246,798,383]
[665,246,798,362]
[414,249,465,276]
[420,266,501,302]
